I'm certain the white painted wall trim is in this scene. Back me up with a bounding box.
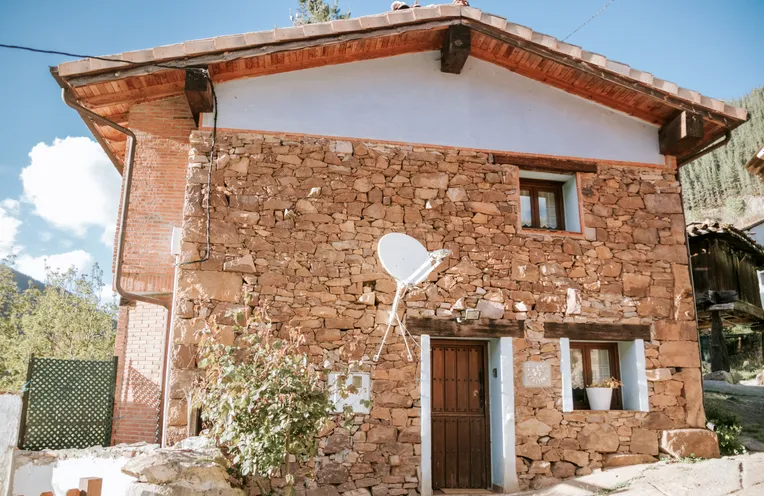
[559,338,574,413]
[203,52,664,165]
[419,335,432,496]
[634,339,649,412]
[498,337,519,493]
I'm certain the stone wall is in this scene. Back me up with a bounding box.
[170,130,703,492]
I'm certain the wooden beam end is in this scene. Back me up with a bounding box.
[659,111,704,156]
[441,25,471,75]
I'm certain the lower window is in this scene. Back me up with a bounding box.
[570,342,622,410]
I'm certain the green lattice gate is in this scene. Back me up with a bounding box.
[18,356,118,450]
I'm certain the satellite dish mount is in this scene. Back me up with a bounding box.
[375,233,451,362]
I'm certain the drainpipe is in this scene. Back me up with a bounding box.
[51,73,170,310]
[677,132,731,167]
[51,70,174,444]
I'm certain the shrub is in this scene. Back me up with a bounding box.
[194,304,360,493]
[705,403,747,456]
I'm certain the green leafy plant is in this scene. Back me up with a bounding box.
[194,304,361,495]
[706,403,747,456]
[0,261,116,391]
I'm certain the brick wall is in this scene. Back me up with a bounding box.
[118,95,195,294]
[112,301,168,445]
[168,130,703,492]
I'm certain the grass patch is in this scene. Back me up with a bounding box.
[705,391,764,444]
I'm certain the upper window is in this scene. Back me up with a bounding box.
[570,342,622,410]
[520,179,565,231]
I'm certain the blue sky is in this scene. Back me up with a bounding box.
[0,0,763,294]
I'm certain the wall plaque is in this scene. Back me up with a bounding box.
[522,361,552,388]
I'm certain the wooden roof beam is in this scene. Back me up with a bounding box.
[659,111,704,156]
[441,25,471,74]
[184,69,213,126]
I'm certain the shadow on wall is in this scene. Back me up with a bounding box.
[112,362,161,445]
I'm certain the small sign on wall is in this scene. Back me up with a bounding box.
[329,372,371,414]
[522,361,552,388]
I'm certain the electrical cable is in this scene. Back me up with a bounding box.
[178,78,216,267]
[0,43,206,72]
[0,41,217,266]
[562,0,618,42]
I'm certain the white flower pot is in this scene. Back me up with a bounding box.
[586,387,614,411]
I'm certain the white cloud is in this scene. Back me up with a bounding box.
[15,250,95,282]
[100,224,116,247]
[0,200,22,258]
[100,284,117,305]
[20,137,120,241]
[1,199,20,214]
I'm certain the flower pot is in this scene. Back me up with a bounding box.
[586,387,613,411]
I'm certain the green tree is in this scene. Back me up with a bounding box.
[681,86,764,224]
[0,263,117,391]
[195,304,361,494]
[291,0,349,25]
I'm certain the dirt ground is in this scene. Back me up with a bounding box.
[704,381,764,445]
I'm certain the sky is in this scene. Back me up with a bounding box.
[0,0,763,299]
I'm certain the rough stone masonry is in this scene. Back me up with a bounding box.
[168,130,704,492]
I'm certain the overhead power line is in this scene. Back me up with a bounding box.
[0,40,215,266]
[0,43,203,72]
[562,0,618,42]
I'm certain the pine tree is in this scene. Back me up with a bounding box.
[291,0,349,25]
[680,86,764,224]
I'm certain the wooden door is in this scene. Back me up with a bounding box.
[431,340,490,489]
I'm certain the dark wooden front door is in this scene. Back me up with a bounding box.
[431,340,490,490]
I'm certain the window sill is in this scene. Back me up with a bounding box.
[520,228,584,238]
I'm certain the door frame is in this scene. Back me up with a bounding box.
[429,339,492,490]
[420,336,518,496]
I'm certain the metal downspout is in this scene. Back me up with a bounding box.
[678,132,732,167]
[56,86,170,310]
[52,71,174,444]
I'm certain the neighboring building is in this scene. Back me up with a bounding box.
[744,145,764,179]
[51,4,748,493]
[687,222,764,370]
[742,216,764,305]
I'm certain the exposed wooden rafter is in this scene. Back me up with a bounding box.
[659,111,704,156]
[184,69,213,125]
[441,24,471,74]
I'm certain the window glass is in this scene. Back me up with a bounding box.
[569,342,622,410]
[590,348,611,384]
[538,190,559,229]
[520,190,532,227]
[518,179,565,231]
[570,348,586,407]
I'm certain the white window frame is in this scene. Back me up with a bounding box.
[518,170,581,233]
[559,337,648,412]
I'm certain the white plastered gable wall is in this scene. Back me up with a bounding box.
[202,52,663,165]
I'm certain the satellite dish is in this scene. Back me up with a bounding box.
[375,233,451,362]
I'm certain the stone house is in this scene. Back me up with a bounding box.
[52,3,748,493]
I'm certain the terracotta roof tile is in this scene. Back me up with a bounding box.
[56,4,747,123]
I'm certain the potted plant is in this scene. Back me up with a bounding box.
[586,377,623,411]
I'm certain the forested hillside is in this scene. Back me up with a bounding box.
[681,87,764,226]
